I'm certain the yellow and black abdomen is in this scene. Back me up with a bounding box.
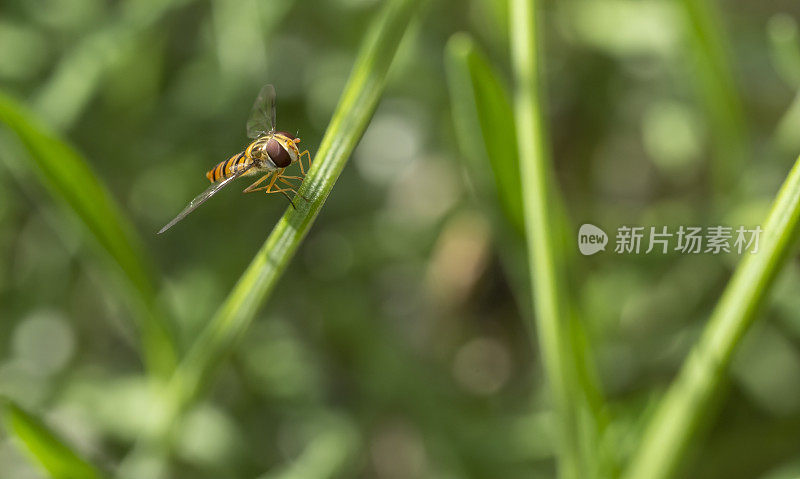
[206,151,251,182]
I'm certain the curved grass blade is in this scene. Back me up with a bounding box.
[623,155,800,479]
[444,33,523,235]
[2,399,106,479]
[443,32,534,330]
[0,91,176,378]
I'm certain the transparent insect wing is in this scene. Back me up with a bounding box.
[158,169,249,234]
[246,84,276,139]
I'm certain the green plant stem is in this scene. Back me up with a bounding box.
[509,0,585,478]
[624,155,800,479]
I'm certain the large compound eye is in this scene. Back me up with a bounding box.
[266,138,291,167]
[276,130,295,140]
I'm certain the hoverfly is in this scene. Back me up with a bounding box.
[158,84,311,234]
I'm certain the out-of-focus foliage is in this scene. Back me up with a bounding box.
[0,91,175,378]
[1,0,800,478]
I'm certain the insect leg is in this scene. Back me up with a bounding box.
[246,170,281,193]
[264,184,296,209]
[248,185,296,194]
[277,178,299,193]
[279,177,309,201]
[298,150,311,176]
[243,173,272,193]
[278,176,303,187]
[243,169,283,193]
[245,181,297,208]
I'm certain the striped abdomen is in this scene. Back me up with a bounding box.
[206,151,253,183]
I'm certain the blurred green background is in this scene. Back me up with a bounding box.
[1,0,800,478]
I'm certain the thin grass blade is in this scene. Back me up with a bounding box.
[509,0,598,477]
[623,155,800,479]
[2,399,106,479]
[443,31,535,328]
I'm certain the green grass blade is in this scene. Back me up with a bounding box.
[443,32,534,328]
[0,91,176,378]
[444,33,524,234]
[623,155,800,479]
[2,399,106,479]
[680,0,748,197]
[163,0,422,423]
[509,0,587,477]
